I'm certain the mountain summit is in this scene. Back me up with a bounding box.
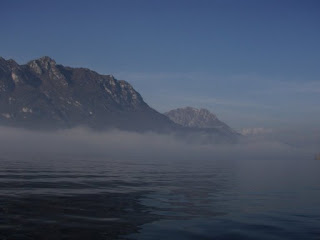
[165,107,238,136]
[0,56,176,131]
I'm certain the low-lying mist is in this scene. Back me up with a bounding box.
[0,126,318,162]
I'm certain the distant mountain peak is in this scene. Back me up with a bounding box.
[165,107,238,135]
[164,107,218,127]
[182,107,217,118]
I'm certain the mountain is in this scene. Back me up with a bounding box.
[164,107,239,136]
[0,56,177,131]
[0,56,239,142]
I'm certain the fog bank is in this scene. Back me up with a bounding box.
[0,127,317,161]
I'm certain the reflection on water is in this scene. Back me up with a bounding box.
[0,156,320,239]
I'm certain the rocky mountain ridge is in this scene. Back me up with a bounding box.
[0,56,239,142]
[0,56,176,131]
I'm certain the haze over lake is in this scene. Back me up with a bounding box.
[0,127,319,239]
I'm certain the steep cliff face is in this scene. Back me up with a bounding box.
[165,107,239,136]
[0,56,175,131]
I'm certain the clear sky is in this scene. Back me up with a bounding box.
[1,0,319,131]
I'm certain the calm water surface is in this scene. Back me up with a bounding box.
[0,155,319,239]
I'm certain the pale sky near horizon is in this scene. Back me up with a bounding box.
[1,0,319,131]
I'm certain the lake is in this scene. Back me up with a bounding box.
[0,155,319,239]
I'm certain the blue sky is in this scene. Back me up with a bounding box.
[1,0,319,130]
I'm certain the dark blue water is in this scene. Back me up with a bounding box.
[0,155,319,239]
